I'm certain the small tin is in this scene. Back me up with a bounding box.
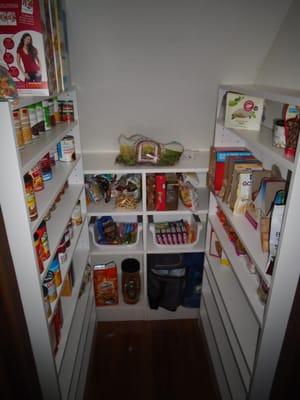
[44,270,57,302]
[57,135,76,162]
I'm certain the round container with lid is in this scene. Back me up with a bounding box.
[121,258,141,304]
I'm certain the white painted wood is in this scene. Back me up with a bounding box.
[205,255,259,374]
[68,283,95,400]
[214,196,270,285]
[83,151,209,174]
[209,216,265,324]
[0,89,95,399]
[204,259,251,389]
[75,300,97,400]
[199,299,231,400]
[202,84,300,400]
[84,152,209,320]
[20,121,78,173]
[59,280,92,399]
[202,271,247,399]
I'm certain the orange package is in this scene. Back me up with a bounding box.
[93,262,118,306]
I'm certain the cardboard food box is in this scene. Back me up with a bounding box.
[0,0,66,95]
[207,146,252,194]
[225,92,264,131]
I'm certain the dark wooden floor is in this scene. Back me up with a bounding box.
[84,319,220,400]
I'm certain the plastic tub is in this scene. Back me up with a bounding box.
[89,215,142,248]
[149,213,202,248]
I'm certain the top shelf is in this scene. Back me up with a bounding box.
[220,84,300,105]
[83,150,209,174]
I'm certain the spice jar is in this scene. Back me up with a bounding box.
[24,173,38,221]
[121,258,141,304]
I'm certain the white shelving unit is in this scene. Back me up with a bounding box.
[201,84,300,399]
[0,88,96,400]
[83,151,209,321]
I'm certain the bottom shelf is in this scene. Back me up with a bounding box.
[147,306,199,320]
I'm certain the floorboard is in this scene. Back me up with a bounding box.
[84,319,219,400]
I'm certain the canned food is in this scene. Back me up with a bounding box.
[34,232,44,273]
[39,152,53,181]
[24,173,38,221]
[36,221,50,261]
[27,104,39,139]
[13,110,24,149]
[19,108,33,144]
[44,270,57,302]
[42,100,51,131]
[49,256,62,287]
[35,102,45,133]
[43,285,52,318]
[30,164,44,192]
[57,135,76,162]
[62,100,74,123]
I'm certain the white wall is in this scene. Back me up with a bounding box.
[65,0,291,152]
[255,0,300,90]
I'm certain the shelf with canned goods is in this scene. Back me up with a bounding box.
[208,214,265,325]
[44,214,87,324]
[37,186,85,281]
[27,155,82,233]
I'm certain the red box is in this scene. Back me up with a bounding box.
[207,146,252,193]
[0,0,58,95]
[155,174,166,211]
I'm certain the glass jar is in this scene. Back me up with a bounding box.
[121,258,141,304]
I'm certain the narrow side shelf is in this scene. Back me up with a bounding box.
[215,196,270,285]
[209,215,265,325]
[20,121,78,173]
[216,120,295,172]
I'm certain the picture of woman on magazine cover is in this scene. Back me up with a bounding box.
[16,32,41,82]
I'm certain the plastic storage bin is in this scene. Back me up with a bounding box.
[89,215,142,249]
[148,213,202,248]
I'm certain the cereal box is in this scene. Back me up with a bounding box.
[0,0,57,95]
[225,92,264,131]
[93,262,119,306]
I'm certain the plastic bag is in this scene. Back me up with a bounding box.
[116,134,184,166]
